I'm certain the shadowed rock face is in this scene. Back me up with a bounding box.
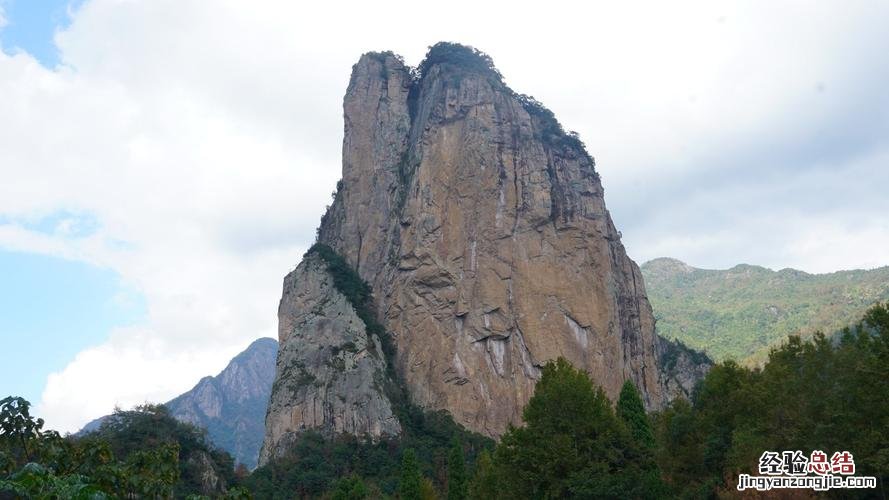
[258,254,400,465]
[263,44,678,459]
[655,336,712,401]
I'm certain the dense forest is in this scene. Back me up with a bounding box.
[3,301,887,498]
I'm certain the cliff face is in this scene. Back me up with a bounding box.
[655,336,712,401]
[263,44,673,460]
[259,253,400,464]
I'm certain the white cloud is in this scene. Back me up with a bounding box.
[0,0,887,431]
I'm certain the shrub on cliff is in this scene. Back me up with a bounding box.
[417,42,503,83]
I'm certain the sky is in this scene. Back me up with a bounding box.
[0,0,887,433]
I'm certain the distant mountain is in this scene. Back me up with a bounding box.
[641,258,889,364]
[80,337,277,469]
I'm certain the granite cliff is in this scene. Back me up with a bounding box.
[261,43,705,464]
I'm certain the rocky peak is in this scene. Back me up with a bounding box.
[263,43,691,461]
[642,257,696,276]
[166,337,277,469]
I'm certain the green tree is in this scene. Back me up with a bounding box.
[399,448,422,500]
[653,303,889,497]
[494,358,661,499]
[86,404,234,497]
[616,380,655,450]
[331,473,369,500]
[419,476,439,500]
[446,438,467,500]
[0,397,188,498]
[467,449,498,500]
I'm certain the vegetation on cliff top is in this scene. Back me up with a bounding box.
[415,42,594,161]
[416,42,503,83]
[642,257,889,364]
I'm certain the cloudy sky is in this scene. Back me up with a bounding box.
[1,0,887,432]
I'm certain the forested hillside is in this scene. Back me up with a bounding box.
[641,257,889,363]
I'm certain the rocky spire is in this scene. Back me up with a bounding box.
[261,43,674,463]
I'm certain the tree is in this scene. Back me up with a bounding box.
[331,473,369,500]
[399,448,422,500]
[467,449,498,500]
[86,404,234,497]
[419,476,439,500]
[653,303,889,497]
[494,358,661,498]
[0,397,186,498]
[616,380,655,450]
[446,438,467,500]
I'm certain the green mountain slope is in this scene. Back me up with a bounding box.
[641,257,889,363]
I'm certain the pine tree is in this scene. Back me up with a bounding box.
[467,449,498,500]
[399,448,422,500]
[447,438,467,500]
[331,474,368,500]
[494,358,662,498]
[617,379,655,449]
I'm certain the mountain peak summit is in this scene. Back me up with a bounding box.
[261,42,701,464]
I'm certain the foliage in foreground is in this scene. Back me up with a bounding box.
[5,294,888,499]
[655,302,889,498]
[249,358,661,499]
[248,302,889,498]
[0,399,247,498]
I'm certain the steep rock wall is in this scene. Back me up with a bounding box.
[314,47,665,437]
[259,253,400,464]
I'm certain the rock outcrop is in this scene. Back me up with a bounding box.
[656,336,712,401]
[263,43,685,462]
[259,253,400,464]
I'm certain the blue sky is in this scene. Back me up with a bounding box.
[1,1,886,432]
[0,248,144,404]
[0,0,141,406]
[0,0,82,66]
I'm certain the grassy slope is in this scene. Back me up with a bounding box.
[641,257,889,364]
